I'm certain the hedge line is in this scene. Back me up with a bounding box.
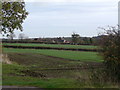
[3,45,101,52]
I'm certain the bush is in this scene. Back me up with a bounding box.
[99,25,120,82]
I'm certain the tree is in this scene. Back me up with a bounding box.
[1,1,28,36]
[71,33,80,45]
[89,38,93,44]
[18,33,25,40]
[82,37,93,44]
[8,33,16,40]
[83,37,89,44]
[99,25,120,82]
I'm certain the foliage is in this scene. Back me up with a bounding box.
[89,68,120,88]
[99,25,120,82]
[71,33,80,45]
[18,33,28,40]
[7,33,16,40]
[82,37,93,44]
[1,1,28,36]
[3,43,98,49]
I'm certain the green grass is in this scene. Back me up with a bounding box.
[2,64,82,88]
[3,48,103,62]
[2,59,93,88]
[5,53,85,69]
[3,63,119,88]
[3,43,98,49]
[3,49,119,88]
[3,52,95,80]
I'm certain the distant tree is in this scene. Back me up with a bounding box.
[83,37,89,44]
[8,33,16,40]
[89,38,93,44]
[83,37,93,44]
[18,33,26,40]
[99,25,120,82]
[71,33,80,45]
[1,1,28,36]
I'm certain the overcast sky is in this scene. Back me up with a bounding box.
[14,0,119,38]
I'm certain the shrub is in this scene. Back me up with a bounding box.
[99,25,120,82]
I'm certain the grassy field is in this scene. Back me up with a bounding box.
[3,48,103,62]
[3,43,98,49]
[2,52,119,88]
[2,52,94,88]
[2,45,114,88]
[3,63,84,88]
[3,63,106,88]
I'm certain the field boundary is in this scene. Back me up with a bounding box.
[3,45,101,52]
